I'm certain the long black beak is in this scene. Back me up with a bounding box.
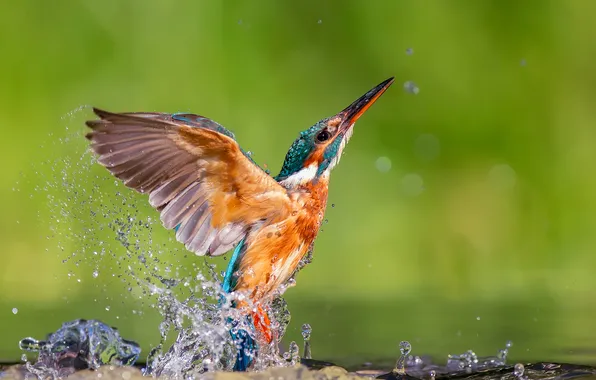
[340,77,394,129]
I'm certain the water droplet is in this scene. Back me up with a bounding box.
[92,270,99,278]
[20,354,27,362]
[301,323,312,359]
[476,316,481,321]
[403,81,420,95]
[400,341,411,355]
[375,156,392,172]
[331,203,335,208]
[393,341,411,374]
[19,337,41,351]
[406,47,414,55]
[506,340,513,348]
[105,306,111,311]
[520,59,527,66]
[12,307,18,315]
[497,348,508,362]
[317,19,322,24]
[514,363,525,377]
[288,341,300,364]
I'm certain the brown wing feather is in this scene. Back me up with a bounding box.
[85,108,293,256]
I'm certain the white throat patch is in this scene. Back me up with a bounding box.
[279,164,318,188]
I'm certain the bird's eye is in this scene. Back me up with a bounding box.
[316,130,331,143]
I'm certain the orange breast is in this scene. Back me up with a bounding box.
[232,179,329,303]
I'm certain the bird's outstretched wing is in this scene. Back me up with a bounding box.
[86,108,293,256]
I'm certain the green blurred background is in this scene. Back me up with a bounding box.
[1,0,596,368]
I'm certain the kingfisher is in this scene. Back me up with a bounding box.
[85,77,394,371]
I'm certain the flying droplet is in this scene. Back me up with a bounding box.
[105,306,111,311]
[406,48,414,55]
[403,81,419,95]
[317,19,322,24]
[92,270,99,278]
[12,308,18,315]
[20,354,27,362]
[375,156,392,172]
[476,316,481,321]
[520,59,527,66]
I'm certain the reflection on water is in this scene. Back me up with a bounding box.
[284,296,596,371]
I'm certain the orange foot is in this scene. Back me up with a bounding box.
[251,305,272,344]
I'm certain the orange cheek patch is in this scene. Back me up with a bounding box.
[303,149,324,167]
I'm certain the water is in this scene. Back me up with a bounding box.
[301,324,312,360]
[10,330,596,379]
[403,81,420,95]
[394,341,412,375]
[514,363,526,379]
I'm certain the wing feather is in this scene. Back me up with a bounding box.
[86,108,292,256]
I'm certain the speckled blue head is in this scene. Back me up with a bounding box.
[275,77,394,187]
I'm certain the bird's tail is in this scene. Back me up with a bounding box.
[222,239,273,371]
[228,305,272,371]
[228,319,256,371]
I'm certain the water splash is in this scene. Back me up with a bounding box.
[393,340,411,375]
[444,341,513,374]
[378,340,517,379]
[283,341,300,365]
[301,323,312,360]
[15,108,303,377]
[18,319,140,378]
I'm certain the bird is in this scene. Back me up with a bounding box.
[84,77,394,371]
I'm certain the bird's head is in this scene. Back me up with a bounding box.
[276,77,394,187]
